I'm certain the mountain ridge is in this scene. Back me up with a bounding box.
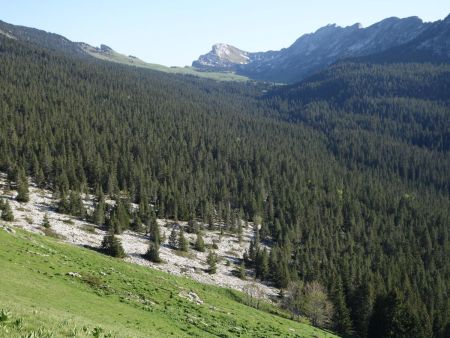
[192,14,450,83]
[0,19,249,82]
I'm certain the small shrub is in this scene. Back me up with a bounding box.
[42,227,61,239]
[13,317,23,330]
[91,326,103,338]
[42,213,51,228]
[81,273,103,288]
[0,309,11,322]
[82,225,96,234]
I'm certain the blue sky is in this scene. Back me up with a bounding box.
[1,0,449,66]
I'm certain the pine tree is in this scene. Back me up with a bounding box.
[255,248,269,280]
[57,191,70,214]
[332,279,353,334]
[187,218,199,234]
[207,250,218,274]
[0,199,14,222]
[35,167,45,189]
[16,169,29,203]
[101,231,126,258]
[93,195,106,226]
[42,213,51,228]
[237,220,243,243]
[238,260,246,280]
[350,281,373,338]
[148,217,161,244]
[115,199,130,231]
[144,240,161,263]
[68,191,85,218]
[178,226,188,252]
[168,227,178,249]
[368,290,427,338]
[194,232,205,252]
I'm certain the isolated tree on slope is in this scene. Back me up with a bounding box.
[16,168,29,203]
[168,226,178,249]
[238,260,246,280]
[207,250,218,274]
[42,213,51,228]
[194,232,205,252]
[0,199,14,221]
[148,216,160,243]
[144,217,162,262]
[178,226,189,252]
[101,230,126,258]
[144,239,161,263]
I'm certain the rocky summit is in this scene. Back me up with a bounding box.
[191,16,444,83]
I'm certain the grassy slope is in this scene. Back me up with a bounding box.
[84,49,249,82]
[0,228,338,338]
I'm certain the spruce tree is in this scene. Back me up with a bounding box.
[57,192,70,214]
[168,227,178,249]
[238,260,246,280]
[148,216,160,243]
[0,199,14,222]
[144,240,161,263]
[178,226,188,252]
[237,220,243,243]
[255,248,269,280]
[93,198,106,226]
[35,167,45,188]
[187,218,198,234]
[207,250,218,274]
[42,213,51,228]
[332,279,353,334]
[368,290,427,338]
[350,281,373,338]
[194,232,205,252]
[101,231,126,258]
[16,169,29,203]
[68,191,85,218]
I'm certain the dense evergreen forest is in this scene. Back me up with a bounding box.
[0,35,449,337]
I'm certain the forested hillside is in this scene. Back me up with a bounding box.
[0,34,449,338]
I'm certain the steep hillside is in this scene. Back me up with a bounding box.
[0,173,277,299]
[0,227,337,337]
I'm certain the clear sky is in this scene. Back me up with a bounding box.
[1,0,449,66]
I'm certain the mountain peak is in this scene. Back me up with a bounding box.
[192,14,437,83]
[192,43,251,69]
[100,44,113,53]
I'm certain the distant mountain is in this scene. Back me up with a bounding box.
[0,19,153,65]
[192,43,278,70]
[0,19,248,82]
[0,19,90,58]
[192,15,449,83]
[356,14,450,63]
